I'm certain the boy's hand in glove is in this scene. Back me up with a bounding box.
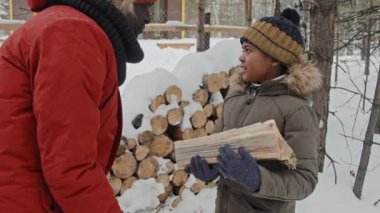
[190,155,220,182]
[217,145,261,192]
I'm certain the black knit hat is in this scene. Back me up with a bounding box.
[241,8,304,66]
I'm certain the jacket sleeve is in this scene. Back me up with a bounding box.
[32,20,122,212]
[253,106,319,201]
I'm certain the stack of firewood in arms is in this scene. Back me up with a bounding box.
[107,66,243,207]
[107,67,240,206]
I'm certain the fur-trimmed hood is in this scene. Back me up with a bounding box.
[280,61,322,96]
[228,61,322,97]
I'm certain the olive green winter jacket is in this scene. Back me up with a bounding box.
[214,62,322,213]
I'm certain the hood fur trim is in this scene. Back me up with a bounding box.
[228,61,322,97]
[280,61,322,96]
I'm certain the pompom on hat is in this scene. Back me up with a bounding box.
[241,8,304,66]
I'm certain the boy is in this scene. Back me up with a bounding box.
[190,8,321,213]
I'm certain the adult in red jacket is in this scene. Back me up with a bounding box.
[0,0,156,212]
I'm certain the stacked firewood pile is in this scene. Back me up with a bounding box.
[107,66,242,207]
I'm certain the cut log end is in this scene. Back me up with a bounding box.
[151,115,169,136]
[191,110,207,129]
[138,130,154,146]
[149,95,166,112]
[203,73,223,93]
[192,88,209,106]
[112,153,137,179]
[167,108,184,126]
[137,157,159,179]
[135,145,150,161]
[165,85,182,103]
[172,170,188,187]
[149,135,174,157]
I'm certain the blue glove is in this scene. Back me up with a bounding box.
[217,145,261,192]
[190,155,220,182]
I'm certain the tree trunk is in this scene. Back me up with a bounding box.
[197,0,207,52]
[309,0,337,172]
[274,0,281,15]
[353,66,380,199]
[245,0,253,26]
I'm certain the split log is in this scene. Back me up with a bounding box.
[193,128,207,138]
[172,170,188,187]
[126,138,137,150]
[192,88,209,106]
[191,110,207,129]
[138,130,154,146]
[149,135,174,157]
[205,120,215,135]
[167,108,184,126]
[112,153,137,179]
[137,157,159,179]
[120,176,137,195]
[203,73,223,93]
[151,115,168,135]
[132,113,144,129]
[190,180,206,194]
[107,174,122,196]
[174,120,297,169]
[135,145,150,161]
[149,95,166,112]
[164,85,182,103]
[203,104,214,118]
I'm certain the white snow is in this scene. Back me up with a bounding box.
[117,178,165,213]
[118,38,380,213]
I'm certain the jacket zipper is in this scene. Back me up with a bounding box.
[239,88,258,127]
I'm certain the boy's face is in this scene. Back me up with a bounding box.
[239,42,279,83]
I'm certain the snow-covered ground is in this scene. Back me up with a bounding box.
[119,38,380,213]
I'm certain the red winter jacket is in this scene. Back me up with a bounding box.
[0,2,123,213]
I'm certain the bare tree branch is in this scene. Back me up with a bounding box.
[338,134,380,146]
